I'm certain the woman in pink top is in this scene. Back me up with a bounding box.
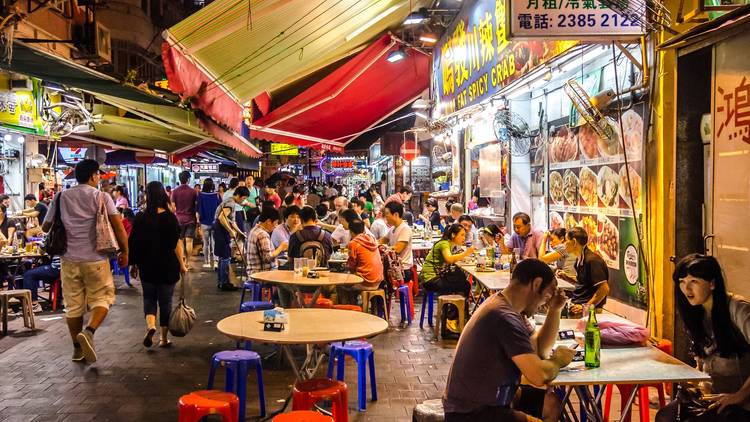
[113,186,129,209]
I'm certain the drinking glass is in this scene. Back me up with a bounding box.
[294,258,304,275]
[302,258,311,277]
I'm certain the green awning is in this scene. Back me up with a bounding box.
[3,42,173,105]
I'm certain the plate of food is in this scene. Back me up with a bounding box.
[578,124,600,160]
[549,126,579,163]
[549,171,564,204]
[550,211,564,230]
[598,215,619,266]
[578,167,598,207]
[580,215,598,250]
[564,213,578,230]
[597,117,623,157]
[621,109,643,158]
[563,169,578,205]
[597,166,620,208]
[619,164,642,210]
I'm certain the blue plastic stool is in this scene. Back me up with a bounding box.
[110,259,132,287]
[207,350,266,420]
[419,291,435,329]
[326,340,377,411]
[397,285,413,325]
[238,301,274,349]
[239,281,262,311]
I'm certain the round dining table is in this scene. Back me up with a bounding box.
[250,270,363,308]
[217,308,389,380]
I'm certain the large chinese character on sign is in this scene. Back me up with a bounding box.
[716,76,750,144]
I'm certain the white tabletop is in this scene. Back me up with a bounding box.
[459,264,575,291]
[552,346,709,386]
[250,270,363,287]
[217,309,389,344]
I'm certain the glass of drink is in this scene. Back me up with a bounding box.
[294,258,304,275]
[302,259,311,277]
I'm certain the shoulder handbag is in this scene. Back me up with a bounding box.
[45,192,67,256]
[95,192,119,254]
[421,242,469,294]
[169,273,196,337]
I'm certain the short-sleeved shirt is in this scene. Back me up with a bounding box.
[429,210,442,229]
[214,197,237,223]
[554,244,578,280]
[34,202,48,223]
[44,185,119,263]
[115,196,129,209]
[171,184,198,225]
[419,239,451,283]
[246,225,275,273]
[271,223,293,250]
[571,247,609,307]
[370,218,389,241]
[505,229,544,259]
[388,221,413,267]
[443,293,535,414]
[246,186,260,208]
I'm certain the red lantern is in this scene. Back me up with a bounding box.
[400,139,419,162]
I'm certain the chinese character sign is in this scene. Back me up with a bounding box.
[509,0,644,38]
[433,0,576,114]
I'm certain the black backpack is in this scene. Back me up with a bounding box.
[294,228,328,267]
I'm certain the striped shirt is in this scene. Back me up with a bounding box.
[246,225,275,274]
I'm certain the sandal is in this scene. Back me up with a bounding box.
[143,327,156,348]
[159,340,172,348]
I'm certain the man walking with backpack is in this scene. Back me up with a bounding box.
[42,159,129,364]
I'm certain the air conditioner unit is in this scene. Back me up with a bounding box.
[73,22,111,63]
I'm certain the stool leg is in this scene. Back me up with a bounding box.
[618,384,634,422]
[361,294,370,314]
[239,286,247,311]
[368,350,377,402]
[177,402,197,422]
[434,303,441,340]
[254,359,266,418]
[458,303,466,332]
[225,365,235,394]
[356,350,367,411]
[419,293,427,329]
[333,386,349,422]
[427,293,434,327]
[327,344,338,379]
[207,359,218,389]
[638,387,650,422]
[399,293,406,323]
[236,362,248,422]
[603,384,613,421]
[336,349,346,382]
[657,384,666,408]
[52,282,59,311]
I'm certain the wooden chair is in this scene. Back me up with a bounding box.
[0,289,35,335]
[435,295,466,340]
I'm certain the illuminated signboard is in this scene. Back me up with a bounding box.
[270,143,299,156]
[319,157,363,175]
[508,0,644,39]
[432,0,577,113]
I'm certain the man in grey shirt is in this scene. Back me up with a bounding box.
[43,159,129,364]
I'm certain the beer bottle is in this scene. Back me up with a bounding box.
[486,246,494,268]
[584,305,601,368]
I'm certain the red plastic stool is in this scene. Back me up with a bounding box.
[292,378,349,422]
[178,390,239,422]
[273,410,334,421]
[302,294,334,308]
[603,340,672,422]
[332,304,362,312]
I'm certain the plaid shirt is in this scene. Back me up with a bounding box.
[246,225,275,274]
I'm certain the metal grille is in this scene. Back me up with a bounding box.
[599,0,671,32]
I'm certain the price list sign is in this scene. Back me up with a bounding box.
[509,0,644,39]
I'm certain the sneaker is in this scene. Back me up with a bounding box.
[202,263,212,269]
[76,331,97,363]
[31,303,43,314]
[72,347,85,362]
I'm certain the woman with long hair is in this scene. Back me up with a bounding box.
[656,254,750,421]
[197,178,221,269]
[419,223,476,296]
[129,181,187,348]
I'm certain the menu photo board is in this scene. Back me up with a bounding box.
[545,103,646,308]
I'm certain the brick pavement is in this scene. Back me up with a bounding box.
[0,259,656,421]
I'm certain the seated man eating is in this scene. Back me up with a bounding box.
[443,259,575,422]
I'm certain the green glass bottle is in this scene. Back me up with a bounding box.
[584,305,601,368]
[485,246,495,267]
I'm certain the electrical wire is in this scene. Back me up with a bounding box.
[610,42,654,327]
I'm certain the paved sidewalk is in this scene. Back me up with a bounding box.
[0,262,454,422]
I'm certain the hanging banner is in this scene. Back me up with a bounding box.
[508,0,644,39]
[432,0,577,114]
[0,75,44,134]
